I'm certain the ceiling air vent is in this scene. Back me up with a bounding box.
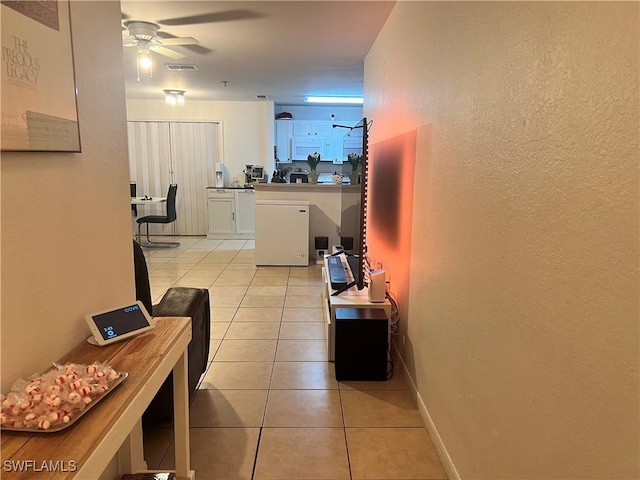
[166,64,198,71]
[256,95,269,100]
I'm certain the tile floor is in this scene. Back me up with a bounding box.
[141,236,447,480]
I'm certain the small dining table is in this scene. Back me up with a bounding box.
[131,196,167,206]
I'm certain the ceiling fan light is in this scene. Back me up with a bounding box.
[138,53,152,70]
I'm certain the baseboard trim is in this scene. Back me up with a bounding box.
[393,343,460,480]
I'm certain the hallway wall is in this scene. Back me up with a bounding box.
[365,2,639,479]
[1,1,133,392]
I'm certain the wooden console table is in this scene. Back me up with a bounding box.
[1,317,194,480]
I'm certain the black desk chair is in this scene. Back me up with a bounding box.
[136,184,180,248]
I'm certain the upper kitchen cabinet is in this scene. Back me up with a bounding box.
[275,118,360,164]
[275,120,293,163]
[293,121,334,137]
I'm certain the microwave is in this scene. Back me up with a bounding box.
[291,137,333,162]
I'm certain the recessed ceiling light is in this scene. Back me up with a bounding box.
[304,96,363,104]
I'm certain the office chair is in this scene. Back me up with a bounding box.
[136,183,180,247]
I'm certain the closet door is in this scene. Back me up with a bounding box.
[127,122,175,236]
[170,122,220,235]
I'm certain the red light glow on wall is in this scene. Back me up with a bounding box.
[367,130,417,307]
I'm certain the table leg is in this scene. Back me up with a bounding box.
[173,347,191,478]
[119,419,147,473]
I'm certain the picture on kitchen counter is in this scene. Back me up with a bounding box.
[1,0,81,152]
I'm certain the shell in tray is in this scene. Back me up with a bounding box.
[1,362,128,432]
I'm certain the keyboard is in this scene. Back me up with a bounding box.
[327,256,347,290]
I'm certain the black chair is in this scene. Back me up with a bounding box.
[130,183,137,216]
[136,184,179,247]
[133,240,211,425]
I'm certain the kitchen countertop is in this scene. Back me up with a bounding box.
[206,186,255,189]
[254,183,358,191]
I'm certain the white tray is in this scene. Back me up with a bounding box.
[1,372,128,433]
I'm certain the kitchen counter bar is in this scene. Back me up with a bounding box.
[254,183,355,190]
[254,183,359,263]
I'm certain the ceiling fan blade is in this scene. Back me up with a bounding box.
[149,45,185,59]
[123,38,138,47]
[160,37,199,46]
[158,9,264,26]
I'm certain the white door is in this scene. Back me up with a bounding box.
[128,121,221,236]
[170,122,220,235]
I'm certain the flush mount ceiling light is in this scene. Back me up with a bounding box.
[304,96,364,104]
[164,89,186,106]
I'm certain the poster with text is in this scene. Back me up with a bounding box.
[1,0,80,151]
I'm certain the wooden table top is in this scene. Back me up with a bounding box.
[1,317,191,480]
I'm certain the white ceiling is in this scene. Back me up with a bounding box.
[120,1,396,106]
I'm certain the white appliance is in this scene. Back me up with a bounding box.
[291,137,333,161]
[215,162,224,188]
[255,200,309,266]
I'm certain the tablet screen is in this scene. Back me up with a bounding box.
[92,303,151,341]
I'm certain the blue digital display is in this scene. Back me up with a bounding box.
[93,304,151,341]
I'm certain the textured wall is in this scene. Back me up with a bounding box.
[365,2,639,479]
[1,2,132,392]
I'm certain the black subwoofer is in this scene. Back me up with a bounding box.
[334,307,388,381]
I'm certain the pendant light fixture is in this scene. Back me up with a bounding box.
[164,89,186,106]
[136,41,153,81]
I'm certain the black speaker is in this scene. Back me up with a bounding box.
[315,236,329,250]
[334,308,388,381]
[340,236,354,251]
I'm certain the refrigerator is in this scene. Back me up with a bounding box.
[255,200,310,266]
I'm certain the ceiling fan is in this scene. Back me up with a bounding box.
[122,20,199,80]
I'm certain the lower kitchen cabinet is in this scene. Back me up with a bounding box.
[235,189,256,235]
[207,188,255,239]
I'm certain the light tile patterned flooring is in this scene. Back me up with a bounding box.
[142,236,447,480]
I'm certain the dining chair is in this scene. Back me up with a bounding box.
[136,184,180,247]
[130,183,137,216]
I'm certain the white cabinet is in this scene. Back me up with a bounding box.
[333,129,363,164]
[275,119,360,164]
[207,188,255,239]
[275,120,293,163]
[235,189,256,235]
[292,121,333,137]
[207,189,235,235]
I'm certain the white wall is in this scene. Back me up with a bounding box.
[365,2,639,479]
[126,100,274,185]
[275,104,362,122]
[1,2,132,392]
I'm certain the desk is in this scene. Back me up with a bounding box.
[1,317,194,480]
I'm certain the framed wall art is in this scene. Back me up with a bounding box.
[1,0,81,152]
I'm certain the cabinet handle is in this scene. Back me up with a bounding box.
[232,212,235,220]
